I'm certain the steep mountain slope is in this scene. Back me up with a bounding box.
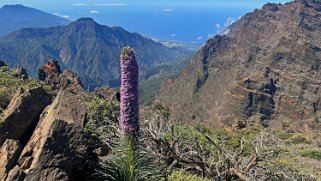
[0,4,69,35]
[0,18,189,88]
[157,0,321,129]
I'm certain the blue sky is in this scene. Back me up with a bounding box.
[0,0,291,42]
[0,0,290,9]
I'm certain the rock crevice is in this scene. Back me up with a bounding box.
[0,70,93,180]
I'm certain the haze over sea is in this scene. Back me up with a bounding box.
[0,0,288,43]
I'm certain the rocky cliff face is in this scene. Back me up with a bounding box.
[0,70,94,180]
[157,0,321,129]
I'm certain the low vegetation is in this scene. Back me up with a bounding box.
[166,171,211,181]
[84,97,321,180]
[299,149,321,161]
[2,63,320,180]
[0,67,54,118]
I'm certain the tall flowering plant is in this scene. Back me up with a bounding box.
[95,47,163,180]
[120,46,139,145]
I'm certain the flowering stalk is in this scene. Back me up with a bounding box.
[120,47,139,137]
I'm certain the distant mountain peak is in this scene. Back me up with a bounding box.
[0,4,70,35]
[72,17,99,27]
[2,4,27,9]
[76,17,95,22]
[0,18,189,88]
[1,4,37,12]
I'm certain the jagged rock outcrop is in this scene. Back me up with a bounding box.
[0,70,94,180]
[0,139,21,179]
[157,0,321,130]
[38,58,62,84]
[0,87,52,146]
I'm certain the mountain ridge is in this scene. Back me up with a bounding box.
[0,17,190,88]
[157,0,321,130]
[0,4,70,35]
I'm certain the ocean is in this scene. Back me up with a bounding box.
[42,1,288,44]
[53,6,258,44]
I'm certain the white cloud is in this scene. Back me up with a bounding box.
[171,34,176,37]
[90,10,100,14]
[52,13,70,19]
[163,8,174,12]
[213,16,240,35]
[224,17,236,27]
[72,3,87,6]
[196,36,203,41]
[95,3,127,6]
[222,29,230,35]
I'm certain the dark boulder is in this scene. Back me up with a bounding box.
[16,66,28,80]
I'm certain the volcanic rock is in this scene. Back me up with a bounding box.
[38,58,62,86]
[0,69,94,180]
[0,139,21,179]
[0,87,52,146]
[157,0,321,130]
[6,71,90,181]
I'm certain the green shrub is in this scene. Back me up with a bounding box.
[83,94,120,148]
[84,120,100,141]
[299,149,321,160]
[258,158,314,179]
[288,134,309,144]
[0,66,9,72]
[0,88,12,109]
[278,132,293,140]
[84,95,119,125]
[166,171,211,181]
[0,70,54,112]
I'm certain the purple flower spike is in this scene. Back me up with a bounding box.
[120,47,139,136]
